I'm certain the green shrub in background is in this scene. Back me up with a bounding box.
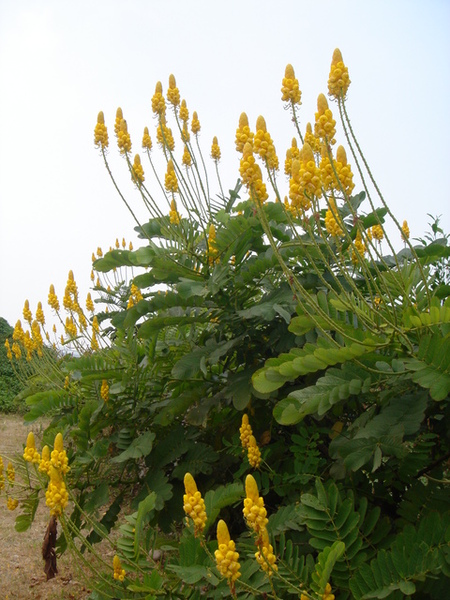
[2,49,449,599]
[0,317,23,411]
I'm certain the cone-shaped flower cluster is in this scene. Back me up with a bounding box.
[281,64,302,106]
[315,94,336,146]
[127,283,144,309]
[23,432,41,464]
[215,519,241,591]
[235,112,254,153]
[94,111,109,150]
[170,199,181,224]
[183,472,207,536]
[113,554,126,582]
[131,154,145,186]
[164,160,179,194]
[210,136,221,162]
[100,380,109,402]
[328,48,351,101]
[253,116,279,171]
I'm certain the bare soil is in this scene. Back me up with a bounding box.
[0,414,91,600]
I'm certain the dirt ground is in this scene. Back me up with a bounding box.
[0,414,91,600]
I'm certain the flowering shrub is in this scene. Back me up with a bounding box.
[3,49,450,599]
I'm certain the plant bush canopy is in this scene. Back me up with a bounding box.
[1,50,449,599]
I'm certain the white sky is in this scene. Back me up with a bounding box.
[1,0,449,330]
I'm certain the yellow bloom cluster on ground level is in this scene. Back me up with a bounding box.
[183,473,207,536]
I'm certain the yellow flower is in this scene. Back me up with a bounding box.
[65,316,77,338]
[51,433,70,475]
[23,299,32,323]
[211,136,221,162]
[371,224,384,241]
[48,284,60,311]
[208,224,219,265]
[182,144,192,167]
[253,115,279,171]
[156,117,175,151]
[247,435,261,469]
[127,283,144,308]
[151,81,166,116]
[255,527,278,575]
[164,160,179,194]
[4,339,12,361]
[114,107,123,136]
[239,142,268,203]
[179,99,189,122]
[91,330,99,351]
[191,111,201,135]
[325,198,343,237]
[322,582,335,600]
[235,112,254,153]
[100,380,109,402]
[315,94,336,146]
[86,293,94,313]
[113,555,126,582]
[23,432,41,463]
[7,497,19,511]
[39,445,51,476]
[351,230,366,265]
[183,472,207,536]
[167,74,180,107]
[12,342,21,360]
[169,199,181,224]
[131,153,145,186]
[243,474,268,536]
[281,63,302,105]
[284,137,300,176]
[215,519,241,588]
[45,465,69,517]
[334,145,355,196]
[36,302,45,325]
[0,457,4,490]
[401,220,410,241]
[304,122,321,154]
[117,118,132,154]
[142,126,152,151]
[328,48,351,101]
[239,414,253,451]
[94,111,109,149]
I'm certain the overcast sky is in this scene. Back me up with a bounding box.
[1,0,449,331]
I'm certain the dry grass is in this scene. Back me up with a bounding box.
[0,415,92,600]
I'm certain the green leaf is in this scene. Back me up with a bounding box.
[112,431,156,463]
[134,492,157,558]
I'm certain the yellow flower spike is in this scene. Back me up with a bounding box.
[117,118,132,154]
[255,527,278,575]
[122,237,126,248]
[334,145,355,195]
[182,144,192,167]
[243,474,268,535]
[91,330,99,351]
[170,198,181,224]
[48,284,60,311]
[92,316,100,333]
[314,94,337,146]
[94,111,109,149]
[23,431,41,463]
[328,48,351,101]
[284,137,301,176]
[51,433,70,474]
[114,107,123,137]
[281,63,302,105]
[183,472,207,536]
[45,465,69,516]
[39,445,51,476]
[298,142,322,207]
[35,302,45,325]
[7,498,19,511]
[131,153,145,186]
[211,136,221,162]
[0,456,4,490]
[181,121,190,143]
[191,111,201,135]
[215,519,241,589]
[152,81,166,116]
[86,293,94,313]
[156,116,175,151]
[4,339,12,361]
[351,230,366,265]
[179,99,189,122]
[142,126,152,151]
[167,74,180,107]
[247,435,261,469]
[401,220,410,241]
[164,159,179,194]
[239,414,253,451]
[100,380,109,402]
[239,143,268,203]
[325,198,343,237]
[235,112,254,153]
[371,224,384,241]
[113,555,126,582]
[304,122,321,154]
[23,299,32,323]
[129,241,133,251]
[254,116,279,171]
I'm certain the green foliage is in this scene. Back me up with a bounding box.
[0,317,23,411]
